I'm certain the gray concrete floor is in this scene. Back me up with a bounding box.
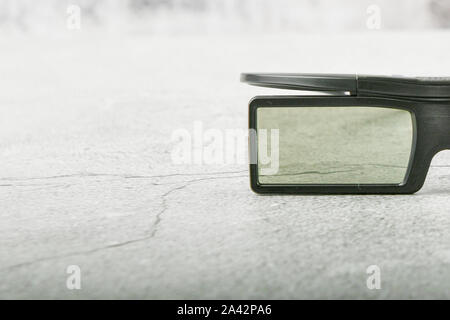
[0,31,449,299]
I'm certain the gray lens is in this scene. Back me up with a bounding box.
[257,107,413,185]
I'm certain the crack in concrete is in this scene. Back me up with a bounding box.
[150,183,189,238]
[0,170,248,182]
[0,173,247,272]
[262,164,450,178]
[1,164,447,184]
[266,169,357,177]
[0,182,70,188]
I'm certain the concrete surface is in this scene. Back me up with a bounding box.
[0,31,449,299]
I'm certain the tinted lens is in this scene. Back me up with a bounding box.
[257,107,413,185]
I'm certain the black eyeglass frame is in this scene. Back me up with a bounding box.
[244,74,450,194]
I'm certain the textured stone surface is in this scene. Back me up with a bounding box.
[0,31,449,299]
